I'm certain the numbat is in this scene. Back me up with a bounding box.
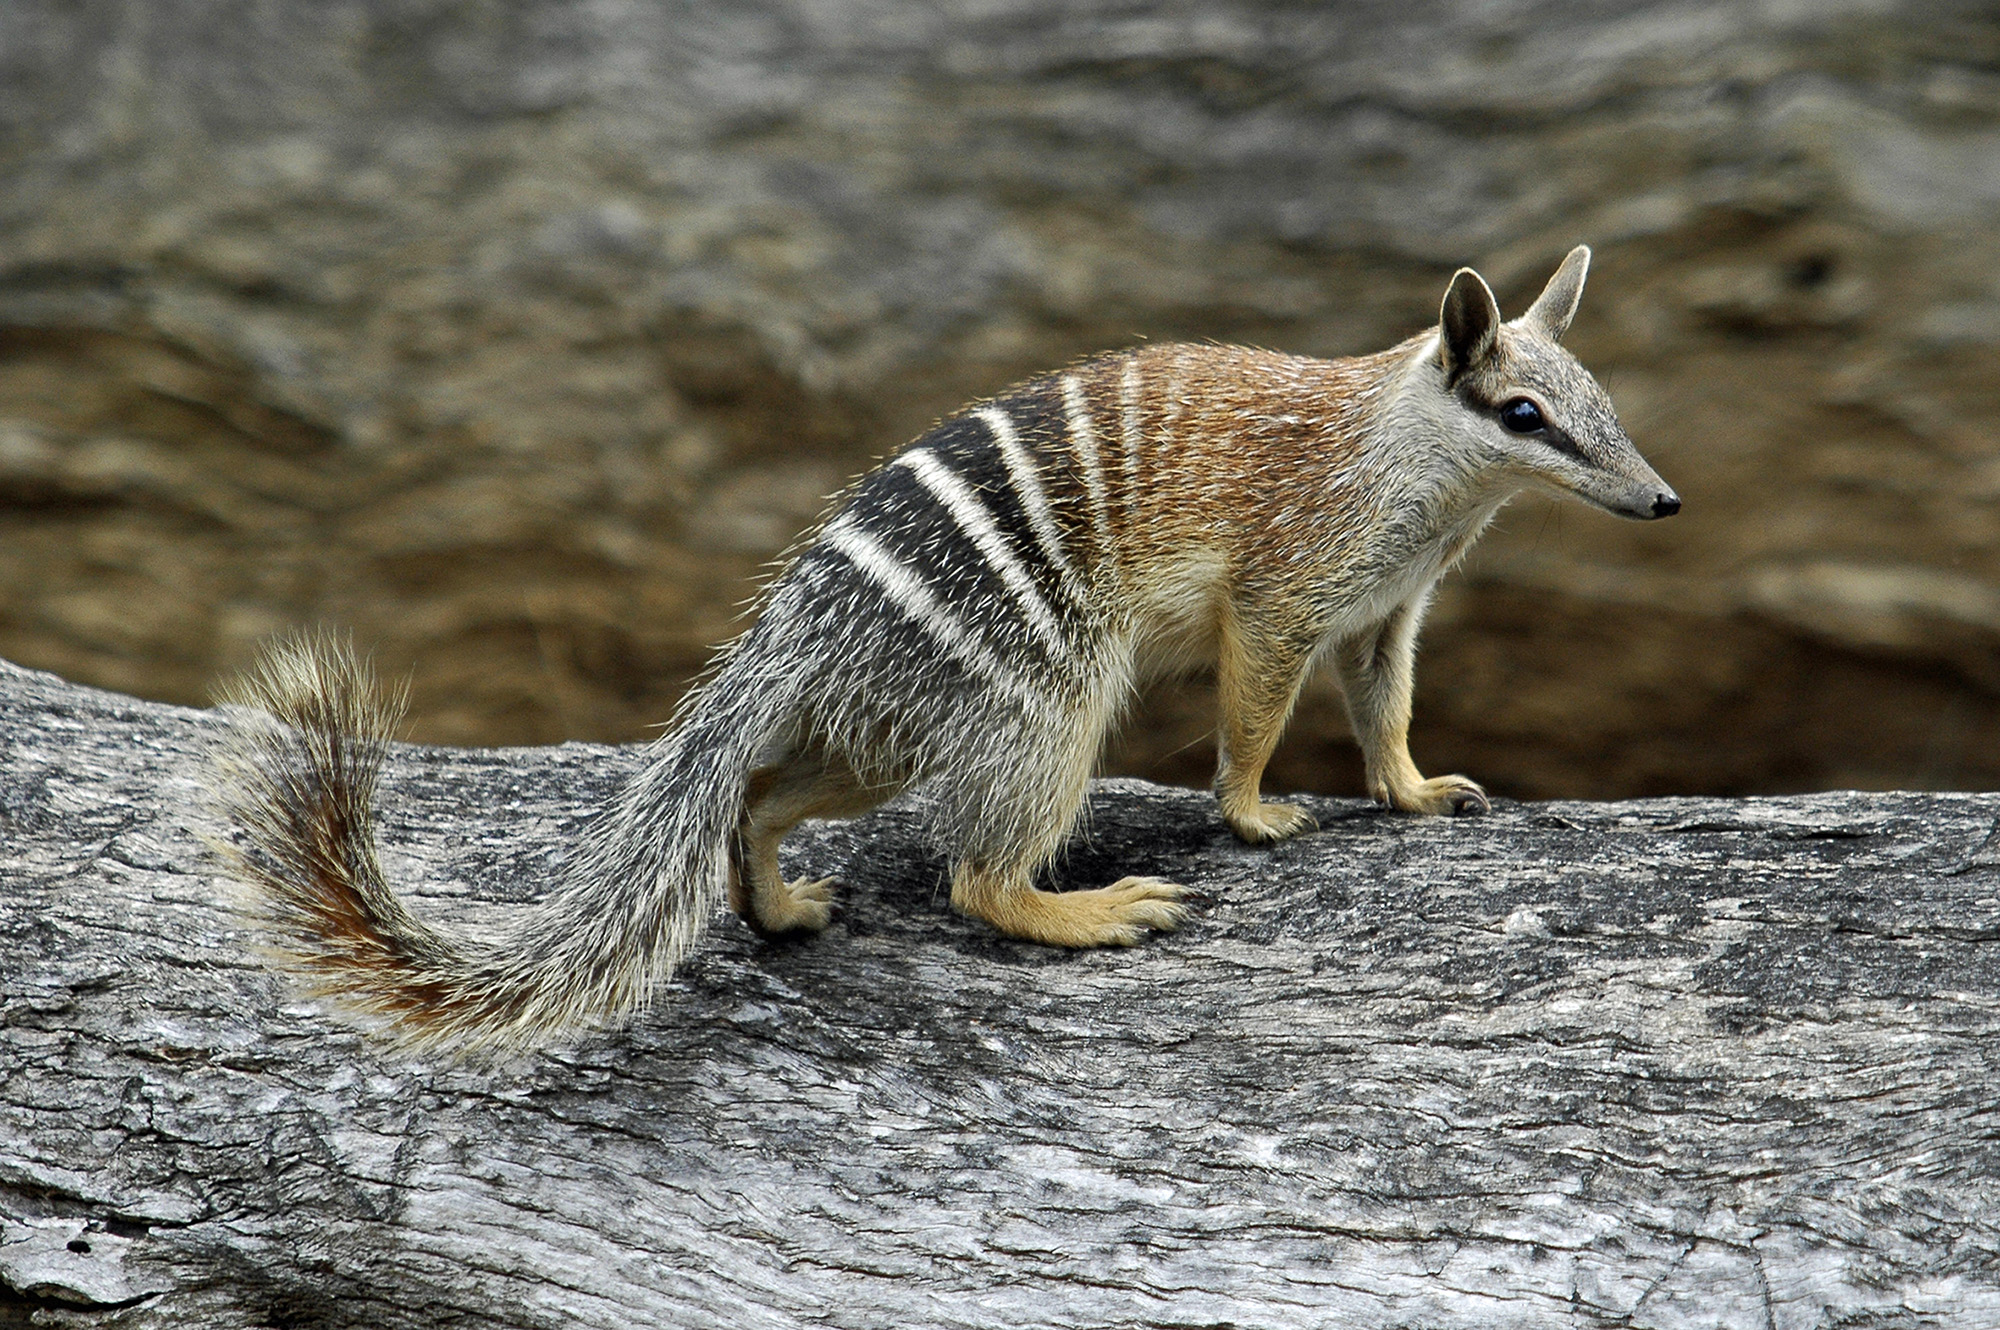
[216,245,1677,1051]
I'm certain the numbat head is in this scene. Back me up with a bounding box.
[214,245,1677,1053]
[1428,245,1678,521]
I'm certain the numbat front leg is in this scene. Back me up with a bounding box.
[1334,599,1491,819]
[1215,610,1320,843]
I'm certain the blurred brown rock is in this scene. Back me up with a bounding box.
[1,0,1997,798]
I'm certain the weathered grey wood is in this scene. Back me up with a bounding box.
[5,654,2000,1328]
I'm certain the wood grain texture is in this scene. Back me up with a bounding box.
[4,655,2000,1328]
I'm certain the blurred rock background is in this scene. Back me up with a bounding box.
[1,0,1996,799]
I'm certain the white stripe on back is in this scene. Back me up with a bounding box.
[1061,374,1117,567]
[1119,358,1144,527]
[821,517,1039,708]
[975,405,1084,598]
[892,448,1069,656]
[1159,365,1184,474]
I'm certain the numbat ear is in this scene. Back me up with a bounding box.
[1522,244,1591,341]
[1439,267,1500,385]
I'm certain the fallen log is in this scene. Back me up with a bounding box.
[4,656,1999,1328]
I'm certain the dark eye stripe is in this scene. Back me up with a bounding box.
[1536,426,1589,464]
[1488,395,1591,464]
[1457,385,1593,465]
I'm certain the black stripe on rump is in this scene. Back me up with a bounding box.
[917,406,1088,640]
[773,543,997,722]
[835,444,1060,675]
[992,376,1092,533]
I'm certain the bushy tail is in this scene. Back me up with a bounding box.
[211,632,785,1055]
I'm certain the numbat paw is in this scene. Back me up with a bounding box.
[1394,776,1490,817]
[754,876,836,934]
[972,875,1190,948]
[1087,876,1192,945]
[1225,800,1319,844]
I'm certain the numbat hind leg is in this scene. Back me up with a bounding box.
[732,754,896,936]
[950,860,1189,948]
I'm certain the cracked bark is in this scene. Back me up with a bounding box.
[4,656,2000,1329]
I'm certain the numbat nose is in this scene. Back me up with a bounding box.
[1650,491,1682,519]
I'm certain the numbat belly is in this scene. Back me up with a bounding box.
[213,245,1677,1053]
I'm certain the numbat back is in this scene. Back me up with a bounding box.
[215,245,1677,1053]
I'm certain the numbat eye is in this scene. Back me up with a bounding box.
[1499,398,1545,433]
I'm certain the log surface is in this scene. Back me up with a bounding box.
[4,657,2000,1328]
